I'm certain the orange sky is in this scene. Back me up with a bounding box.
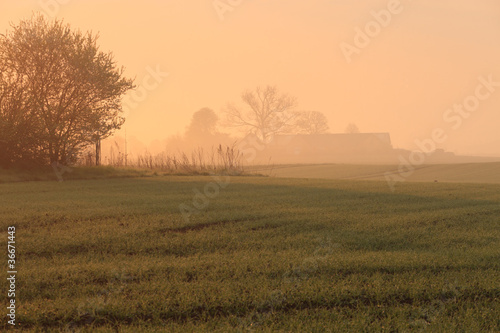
[2,0,500,156]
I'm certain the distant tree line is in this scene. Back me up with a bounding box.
[175,86,331,156]
[0,15,134,168]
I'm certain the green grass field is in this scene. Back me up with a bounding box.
[1,170,499,332]
[265,162,500,184]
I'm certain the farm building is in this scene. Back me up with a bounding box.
[242,133,397,164]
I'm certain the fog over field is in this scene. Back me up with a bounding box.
[2,0,499,161]
[2,2,500,332]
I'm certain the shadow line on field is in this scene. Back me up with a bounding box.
[160,216,264,234]
[39,286,498,331]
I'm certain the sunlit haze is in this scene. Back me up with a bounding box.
[2,0,499,156]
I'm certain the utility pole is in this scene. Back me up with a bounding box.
[125,128,128,166]
[95,135,101,166]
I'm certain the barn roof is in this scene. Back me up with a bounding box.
[267,133,392,149]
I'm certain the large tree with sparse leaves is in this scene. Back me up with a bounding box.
[0,14,134,167]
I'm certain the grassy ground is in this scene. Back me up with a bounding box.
[0,165,246,184]
[0,166,154,183]
[264,162,500,184]
[0,174,499,332]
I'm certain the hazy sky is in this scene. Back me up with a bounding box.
[2,0,500,156]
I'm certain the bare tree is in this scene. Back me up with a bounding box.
[345,123,360,134]
[0,14,134,166]
[223,85,297,141]
[295,111,330,134]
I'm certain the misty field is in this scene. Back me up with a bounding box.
[266,162,500,184]
[1,174,499,332]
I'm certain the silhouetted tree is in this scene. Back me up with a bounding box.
[345,123,360,134]
[0,14,134,166]
[185,108,219,138]
[223,85,297,141]
[295,111,330,134]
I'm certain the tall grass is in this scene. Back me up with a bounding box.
[77,143,245,175]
